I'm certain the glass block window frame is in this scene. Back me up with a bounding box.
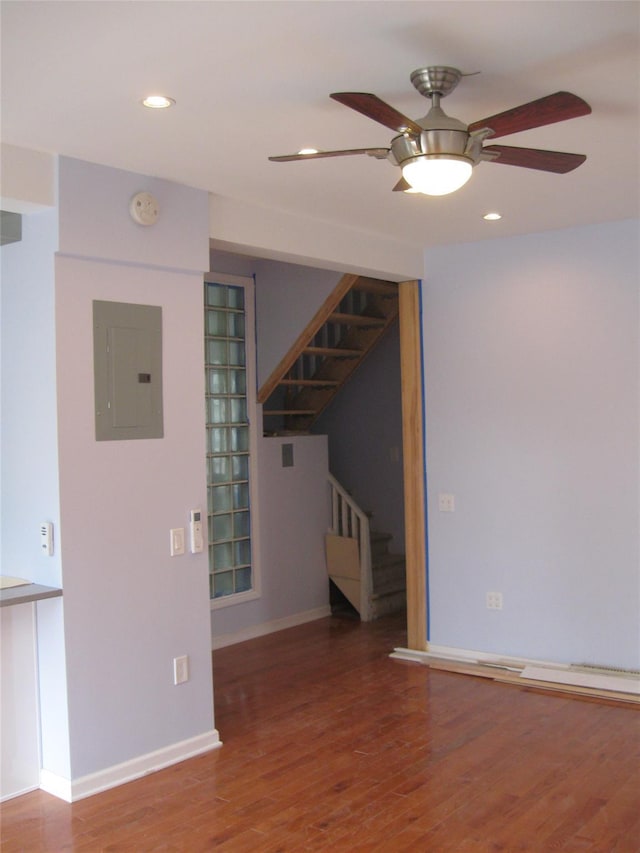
[204,272,260,607]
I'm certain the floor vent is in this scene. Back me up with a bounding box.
[571,663,640,678]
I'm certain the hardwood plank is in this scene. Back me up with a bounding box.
[1,613,638,852]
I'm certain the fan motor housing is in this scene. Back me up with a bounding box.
[390,128,472,167]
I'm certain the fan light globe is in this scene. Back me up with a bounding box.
[402,156,473,196]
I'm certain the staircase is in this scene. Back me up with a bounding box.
[369,530,407,620]
[326,475,406,621]
[259,273,399,435]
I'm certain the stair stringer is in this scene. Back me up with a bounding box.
[258,273,360,406]
[325,534,362,614]
[259,274,399,434]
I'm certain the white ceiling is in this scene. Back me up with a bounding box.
[2,1,639,248]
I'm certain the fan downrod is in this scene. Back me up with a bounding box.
[410,66,462,100]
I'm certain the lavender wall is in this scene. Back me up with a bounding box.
[1,206,71,780]
[210,434,331,641]
[53,158,215,783]
[1,208,61,586]
[423,220,639,668]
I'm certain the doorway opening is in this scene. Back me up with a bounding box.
[208,248,426,651]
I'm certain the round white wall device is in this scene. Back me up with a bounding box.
[129,191,160,226]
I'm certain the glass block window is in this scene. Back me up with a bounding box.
[204,280,254,600]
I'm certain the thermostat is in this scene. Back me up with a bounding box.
[129,191,159,226]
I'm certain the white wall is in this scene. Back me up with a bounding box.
[0,144,56,213]
[423,220,640,669]
[210,194,424,281]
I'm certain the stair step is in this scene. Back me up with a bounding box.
[279,379,339,387]
[371,577,406,599]
[263,409,317,416]
[370,589,406,619]
[372,552,405,572]
[372,558,406,597]
[370,530,392,559]
[370,530,392,541]
[329,312,386,328]
[352,278,398,296]
[304,346,362,358]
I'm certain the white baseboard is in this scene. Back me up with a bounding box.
[0,783,40,803]
[212,605,331,650]
[40,729,221,803]
[39,769,72,802]
[419,643,553,668]
[391,644,640,698]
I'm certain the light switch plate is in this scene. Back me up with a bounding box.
[170,527,185,556]
[173,655,189,685]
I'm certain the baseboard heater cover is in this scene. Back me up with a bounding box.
[520,665,640,695]
[391,647,640,703]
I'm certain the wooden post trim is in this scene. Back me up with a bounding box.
[399,280,427,650]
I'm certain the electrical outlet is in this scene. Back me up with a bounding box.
[486,591,503,610]
[173,655,189,685]
[438,493,455,512]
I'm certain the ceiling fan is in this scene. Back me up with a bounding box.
[269,66,591,196]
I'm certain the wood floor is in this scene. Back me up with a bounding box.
[2,612,639,851]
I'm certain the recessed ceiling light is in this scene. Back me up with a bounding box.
[297,148,319,155]
[483,212,502,221]
[142,95,175,109]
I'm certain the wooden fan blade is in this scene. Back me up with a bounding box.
[269,147,388,162]
[393,177,412,192]
[484,145,587,173]
[469,92,591,140]
[330,92,423,135]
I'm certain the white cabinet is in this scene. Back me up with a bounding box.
[0,602,40,800]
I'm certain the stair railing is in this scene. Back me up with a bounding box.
[328,474,373,621]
